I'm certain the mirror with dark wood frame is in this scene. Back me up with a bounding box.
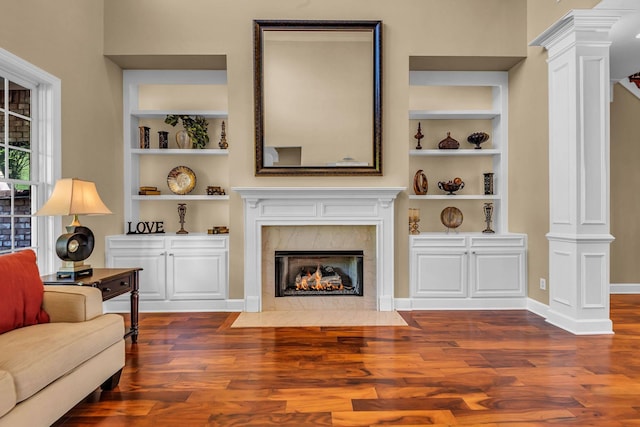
[253,20,382,176]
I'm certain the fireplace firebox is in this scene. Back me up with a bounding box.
[275,250,364,297]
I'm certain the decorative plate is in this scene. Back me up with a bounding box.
[167,166,196,195]
[440,206,463,229]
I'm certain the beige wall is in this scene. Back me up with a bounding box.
[0,0,123,269]
[103,0,528,300]
[4,0,626,303]
[611,83,640,283]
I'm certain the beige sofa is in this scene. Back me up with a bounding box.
[0,285,125,426]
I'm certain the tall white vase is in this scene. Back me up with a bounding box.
[175,130,191,149]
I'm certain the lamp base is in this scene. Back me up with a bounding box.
[56,262,93,280]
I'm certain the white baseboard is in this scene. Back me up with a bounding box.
[394,298,412,310]
[394,297,527,310]
[395,297,616,335]
[545,308,613,335]
[526,297,549,318]
[104,298,245,313]
[610,283,640,294]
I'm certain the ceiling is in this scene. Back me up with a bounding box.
[595,0,640,81]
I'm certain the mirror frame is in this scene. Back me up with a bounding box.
[253,19,382,176]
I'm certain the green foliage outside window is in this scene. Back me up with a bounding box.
[0,144,30,191]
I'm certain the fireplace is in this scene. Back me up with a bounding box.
[234,187,403,312]
[275,250,364,297]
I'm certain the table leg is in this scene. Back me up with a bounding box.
[129,271,139,343]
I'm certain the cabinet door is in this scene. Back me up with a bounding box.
[106,250,167,300]
[167,250,227,300]
[411,250,467,298]
[470,250,525,297]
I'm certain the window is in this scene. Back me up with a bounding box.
[0,77,34,253]
[0,49,61,273]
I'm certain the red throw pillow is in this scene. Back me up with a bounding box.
[0,249,50,334]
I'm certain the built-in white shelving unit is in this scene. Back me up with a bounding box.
[408,71,527,307]
[122,70,229,226]
[105,69,232,312]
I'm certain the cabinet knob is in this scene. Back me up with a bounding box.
[120,281,129,287]
[102,287,111,293]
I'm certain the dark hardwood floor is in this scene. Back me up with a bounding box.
[53,295,640,426]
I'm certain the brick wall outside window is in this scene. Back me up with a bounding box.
[0,89,32,250]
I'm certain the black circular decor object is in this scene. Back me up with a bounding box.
[55,226,95,262]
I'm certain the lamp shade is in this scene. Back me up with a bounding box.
[35,178,112,217]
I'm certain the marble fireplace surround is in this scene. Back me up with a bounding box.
[234,187,404,312]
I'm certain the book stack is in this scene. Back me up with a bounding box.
[139,186,160,195]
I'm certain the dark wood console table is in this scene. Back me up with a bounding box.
[42,268,141,343]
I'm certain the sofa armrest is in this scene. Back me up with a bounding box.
[42,286,104,323]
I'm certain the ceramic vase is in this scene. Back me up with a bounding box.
[139,126,150,149]
[175,130,191,149]
[158,131,168,149]
[483,172,494,195]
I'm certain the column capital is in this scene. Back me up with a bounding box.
[531,9,621,57]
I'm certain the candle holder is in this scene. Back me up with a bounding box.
[482,202,495,234]
[218,120,228,149]
[414,122,424,150]
[176,203,189,234]
[409,208,420,235]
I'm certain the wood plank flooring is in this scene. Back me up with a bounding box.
[53,295,640,426]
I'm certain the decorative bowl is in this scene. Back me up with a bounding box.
[467,132,490,149]
[437,178,465,195]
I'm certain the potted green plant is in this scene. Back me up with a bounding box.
[164,115,210,149]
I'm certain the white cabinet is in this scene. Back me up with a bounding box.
[410,234,527,306]
[410,235,468,298]
[165,236,227,300]
[106,236,167,301]
[471,248,525,298]
[105,234,228,311]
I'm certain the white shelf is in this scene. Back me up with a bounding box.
[131,148,229,156]
[132,195,229,201]
[408,71,508,234]
[132,110,228,119]
[409,110,500,120]
[410,149,500,157]
[408,194,500,200]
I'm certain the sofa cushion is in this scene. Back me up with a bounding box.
[0,370,16,418]
[0,313,123,402]
[43,285,104,323]
[0,250,50,334]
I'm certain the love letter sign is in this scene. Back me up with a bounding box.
[126,221,165,234]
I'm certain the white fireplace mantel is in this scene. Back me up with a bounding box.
[233,187,404,312]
